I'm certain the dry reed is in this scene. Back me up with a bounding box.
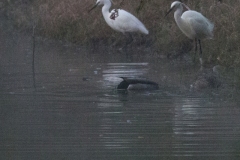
[2,0,240,68]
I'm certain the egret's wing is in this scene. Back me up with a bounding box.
[112,9,148,34]
[114,9,140,31]
[189,19,213,39]
[186,12,214,39]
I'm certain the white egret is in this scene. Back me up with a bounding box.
[89,0,149,46]
[166,1,214,66]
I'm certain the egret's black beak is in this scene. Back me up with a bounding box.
[165,7,174,18]
[89,2,100,12]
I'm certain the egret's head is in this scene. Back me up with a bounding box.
[97,0,114,5]
[165,1,190,17]
[165,1,181,17]
[95,0,115,6]
[96,0,104,5]
[170,1,182,9]
[89,0,103,12]
[171,1,190,10]
[89,0,114,12]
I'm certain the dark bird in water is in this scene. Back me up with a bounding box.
[117,77,159,90]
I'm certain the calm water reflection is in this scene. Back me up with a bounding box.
[1,28,240,160]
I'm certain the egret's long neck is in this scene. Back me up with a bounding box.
[174,5,184,27]
[102,0,112,19]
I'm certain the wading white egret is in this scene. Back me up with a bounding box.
[89,0,149,46]
[166,1,214,66]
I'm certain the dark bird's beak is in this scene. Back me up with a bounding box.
[165,7,174,17]
[89,2,100,12]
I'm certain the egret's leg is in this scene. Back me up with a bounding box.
[198,39,203,66]
[112,38,121,47]
[124,33,133,48]
[126,33,133,45]
[118,33,133,50]
[194,38,198,62]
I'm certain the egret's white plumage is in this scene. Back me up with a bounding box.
[90,0,149,35]
[166,1,214,65]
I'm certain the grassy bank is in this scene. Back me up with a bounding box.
[2,0,240,68]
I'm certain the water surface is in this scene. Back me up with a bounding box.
[0,24,240,160]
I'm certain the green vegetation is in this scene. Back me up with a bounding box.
[2,0,240,70]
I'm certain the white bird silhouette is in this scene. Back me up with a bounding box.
[166,1,214,66]
[89,0,148,47]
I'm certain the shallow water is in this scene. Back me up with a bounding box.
[1,24,240,160]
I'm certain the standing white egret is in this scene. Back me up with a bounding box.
[89,0,149,46]
[165,1,214,66]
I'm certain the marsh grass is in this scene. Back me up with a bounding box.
[2,0,240,68]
